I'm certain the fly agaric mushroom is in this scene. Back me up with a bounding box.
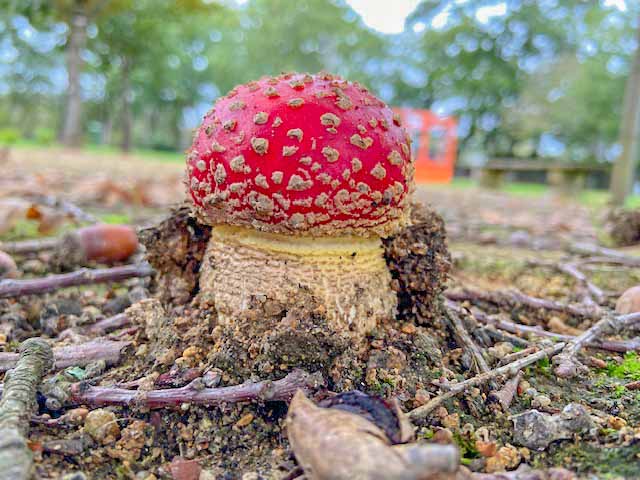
[186,73,414,336]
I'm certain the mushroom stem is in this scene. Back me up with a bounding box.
[198,225,397,337]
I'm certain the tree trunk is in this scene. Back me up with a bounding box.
[610,17,640,206]
[60,12,87,148]
[120,58,133,153]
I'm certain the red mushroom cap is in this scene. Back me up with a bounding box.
[186,72,414,237]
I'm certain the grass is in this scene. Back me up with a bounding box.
[7,139,183,163]
[447,178,640,208]
[6,141,640,208]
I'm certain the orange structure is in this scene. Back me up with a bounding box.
[394,108,457,183]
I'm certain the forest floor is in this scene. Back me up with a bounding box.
[1,146,640,479]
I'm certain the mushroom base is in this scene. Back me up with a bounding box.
[197,225,397,337]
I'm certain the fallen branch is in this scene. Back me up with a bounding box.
[25,194,99,225]
[0,237,60,255]
[448,300,640,353]
[444,309,491,375]
[529,260,605,305]
[0,263,153,298]
[0,339,130,373]
[554,311,640,378]
[445,287,599,319]
[59,313,132,338]
[568,242,640,267]
[0,338,53,480]
[69,369,324,409]
[408,343,565,421]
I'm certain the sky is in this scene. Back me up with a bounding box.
[345,0,422,34]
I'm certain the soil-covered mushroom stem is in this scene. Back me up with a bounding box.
[0,339,130,373]
[0,263,153,298]
[0,338,53,480]
[554,311,640,378]
[199,225,397,337]
[408,342,565,422]
[69,369,324,409]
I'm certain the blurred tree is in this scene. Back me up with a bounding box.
[610,15,640,205]
[8,0,131,147]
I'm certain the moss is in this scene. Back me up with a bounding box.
[606,353,640,381]
[534,442,640,478]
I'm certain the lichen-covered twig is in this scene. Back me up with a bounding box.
[408,343,565,422]
[554,311,640,378]
[448,300,640,353]
[0,338,53,480]
[0,263,153,298]
[68,369,324,409]
[0,339,130,372]
[445,287,599,319]
[444,308,491,375]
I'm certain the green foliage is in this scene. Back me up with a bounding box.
[0,128,21,145]
[606,353,640,381]
[34,127,55,145]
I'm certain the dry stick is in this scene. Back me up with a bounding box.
[0,338,53,480]
[26,194,99,225]
[408,343,565,422]
[0,339,130,373]
[449,301,640,353]
[554,311,640,378]
[487,370,523,410]
[69,369,324,409]
[0,237,61,255]
[568,242,640,267]
[0,263,154,298]
[445,309,491,376]
[529,260,605,305]
[444,287,599,319]
[59,313,132,338]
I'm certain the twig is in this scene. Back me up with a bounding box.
[408,343,566,421]
[0,263,153,298]
[444,287,599,319]
[0,340,130,373]
[498,347,539,367]
[568,242,640,267]
[626,380,640,390]
[554,312,640,378]
[487,371,523,410]
[68,369,324,409]
[58,313,132,338]
[26,194,99,225]
[449,301,640,353]
[529,260,605,305]
[0,338,53,480]
[0,237,60,255]
[444,309,491,375]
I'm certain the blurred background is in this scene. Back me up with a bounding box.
[1,0,639,211]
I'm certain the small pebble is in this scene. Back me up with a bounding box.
[531,394,551,409]
[84,409,120,445]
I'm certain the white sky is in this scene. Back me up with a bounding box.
[345,0,422,34]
